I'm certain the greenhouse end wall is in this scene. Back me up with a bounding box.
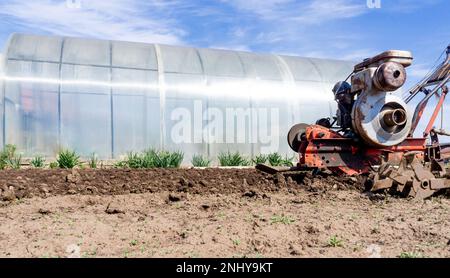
[0,33,354,162]
[0,52,3,149]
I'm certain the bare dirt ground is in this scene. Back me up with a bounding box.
[0,169,449,258]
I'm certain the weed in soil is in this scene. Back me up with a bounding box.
[267,153,294,167]
[399,252,423,258]
[270,215,295,225]
[57,150,81,169]
[31,156,46,168]
[122,149,184,169]
[191,155,211,167]
[88,153,99,169]
[328,236,343,248]
[152,150,184,168]
[252,154,268,165]
[218,151,250,167]
[0,145,22,170]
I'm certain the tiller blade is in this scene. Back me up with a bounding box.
[371,152,450,199]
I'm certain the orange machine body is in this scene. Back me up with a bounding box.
[299,125,427,176]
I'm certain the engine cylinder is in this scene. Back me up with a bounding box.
[373,62,407,91]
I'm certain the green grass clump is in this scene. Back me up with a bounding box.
[31,156,45,168]
[6,154,22,169]
[270,215,295,225]
[327,236,343,248]
[232,239,241,246]
[125,152,147,169]
[252,154,268,165]
[267,153,283,166]
[56,149,80,169]
[218,151,250,167]
[114,160,128,169]
[267,153,294,167]
[88,153,99,169]
[123,149,184,169]
[0,144,22,169]
[151,150,184,168]
[191,155,211,167]
[399,252,423,258]
[130,240,138,246]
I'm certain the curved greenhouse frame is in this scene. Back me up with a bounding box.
[0,33,353,161]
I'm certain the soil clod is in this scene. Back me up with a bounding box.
[243,190,258,198]
[38,208,52,215]
[1,187,16,202]
[168,193,183,202]
[105,202,125,214]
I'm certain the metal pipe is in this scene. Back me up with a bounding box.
[382,108,407,127]
[424,89,447,137]
[409,75,450,136]
[432,129,450,137]
[405,46,450,104]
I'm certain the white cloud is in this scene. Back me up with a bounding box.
[217,0,372,59]
[291,0,367,24]
[0,0,186,44]
[221,0,293,19]
[223,0,367,24]
[340,49,378,61]
[0,0,377,59]
[383,0,443,13]
[408,63,435,79]
[208,44,252,52]
[0,0,443,67]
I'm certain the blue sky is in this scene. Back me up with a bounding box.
[0,0,448,81]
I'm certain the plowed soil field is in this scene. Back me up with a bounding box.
[0,169,449,258]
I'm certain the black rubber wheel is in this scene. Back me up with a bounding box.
[287,123,309,152]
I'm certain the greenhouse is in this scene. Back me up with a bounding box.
[0,33,353,161]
